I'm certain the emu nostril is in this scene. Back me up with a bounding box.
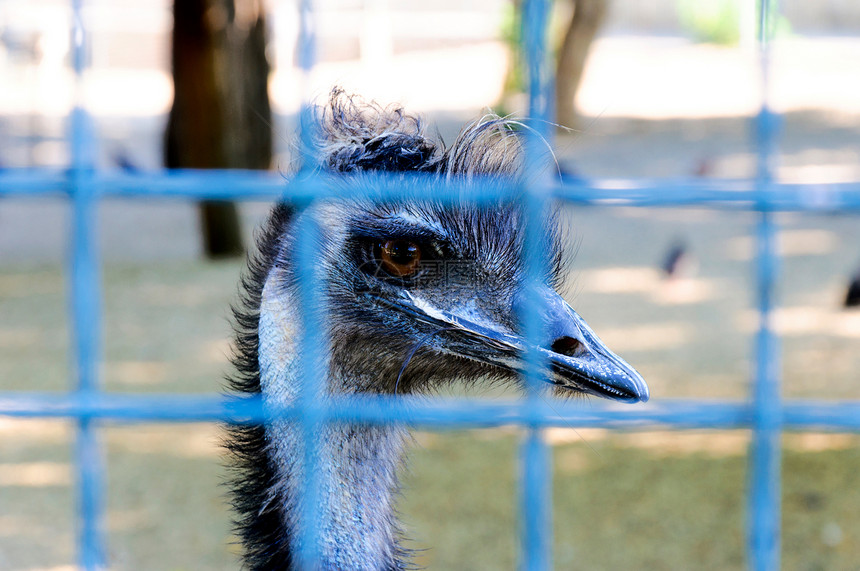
[551,336,584,357]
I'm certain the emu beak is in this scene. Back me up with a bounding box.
[513,287,649,403]
[367,286,648,404]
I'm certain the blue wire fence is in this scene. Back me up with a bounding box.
[1,1,860,570]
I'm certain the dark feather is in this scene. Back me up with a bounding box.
[224,203,295,570]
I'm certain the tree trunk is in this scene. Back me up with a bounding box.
[555,0,607,129]
[165,0,273,259]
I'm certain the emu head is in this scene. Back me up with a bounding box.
[274,91,648,403]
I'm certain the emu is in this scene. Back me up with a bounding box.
[226,90,649,570]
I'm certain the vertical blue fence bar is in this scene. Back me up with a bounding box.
[69,0,106,569]
[519,1,553,569]
[296,0,318,165]
[295,212,327,569]
[293,0,327,567]
[748,1,782,569]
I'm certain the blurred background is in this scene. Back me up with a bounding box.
[1,0,859,569]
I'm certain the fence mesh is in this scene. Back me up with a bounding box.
[1,1,859,570]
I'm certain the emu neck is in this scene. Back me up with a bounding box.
[259,275,407,570]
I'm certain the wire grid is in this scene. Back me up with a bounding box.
[1,0,860,570]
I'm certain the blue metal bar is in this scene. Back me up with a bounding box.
[554,179,860,211]
[69,116,99,392]
[523,0,551,135]
[297,0,316,74]
[294,210,327,569]
[4,170,860,211]
[69,0,106,569]
[0,171,70,195]
[292,1,325,566]
[74,418,103,571]
[4,393,860,432]
[520,0,554,568]
[69,133,105,571]
[296,0,318,169]
[520,430,551,571]
[748,1,782,570]
[749,211,782,571]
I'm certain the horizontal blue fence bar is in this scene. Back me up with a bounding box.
[556,179,860,211]
[3,169,860,211]
[2,392,860,431]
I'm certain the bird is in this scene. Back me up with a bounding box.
[845,265,860,308]
[111,147,141,173]
[225,89,649,570]
[660,238,690,279]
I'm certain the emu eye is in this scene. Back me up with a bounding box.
[377,239,422,277]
